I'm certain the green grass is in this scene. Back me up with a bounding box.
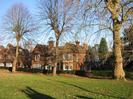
[0,72,133,99]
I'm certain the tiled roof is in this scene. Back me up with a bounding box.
[59,43,87,53]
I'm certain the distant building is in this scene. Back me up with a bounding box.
[31,42,55,69]
[0,40,88,71]
[31,40,88,71]
[57,41,88,71]
[0,44,31,68]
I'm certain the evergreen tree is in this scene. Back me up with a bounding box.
[98,38,108,60]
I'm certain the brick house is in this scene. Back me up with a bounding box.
[0,45,6,67]
[57,41,88,71]
[31,40,88,71]
[0,44,31,68]
[31,40,55,69]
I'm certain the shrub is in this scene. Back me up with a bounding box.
[17,68,43,73]
[91,70,113,77]
[125,72,133,79]
[57,70,76,74]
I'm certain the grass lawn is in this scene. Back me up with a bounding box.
[0,70,133,99]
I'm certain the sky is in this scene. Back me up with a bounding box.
[0,0,38,46]
[0,0,37,23]
[0,0,113,49]
[0,0,58,47]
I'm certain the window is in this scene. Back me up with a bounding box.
[69,54,73,60]
[35,54,40,61]
[65,65,69,70]
[65,65,73,71]
[63,54,67,60]
[76,56,79,62]
[69,66,72,70]
[63,54,73,60]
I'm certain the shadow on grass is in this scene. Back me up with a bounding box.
[58,81,126,99]
[22,86,55,99]
[76,95,93,99]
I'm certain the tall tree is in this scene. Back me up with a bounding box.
[104,0,133,80]
[37,0,79,76]
[85,0,133,80]
[3,3,36,72]
[98,38,108,60]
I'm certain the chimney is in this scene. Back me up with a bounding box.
[75,41,80,47]
[7,43,14,49]
[48,37,54,48]
[83,43,88,50]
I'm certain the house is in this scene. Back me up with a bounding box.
[0,45,6,67]
[31,40,88,71]
[57,41,88,71]
[0,43,31,68]
[0,44,15,67]
[31,40,55,69]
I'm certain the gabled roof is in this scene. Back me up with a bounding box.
[59,43,87,53]
[32,44,55,57]
[32,44,48,54]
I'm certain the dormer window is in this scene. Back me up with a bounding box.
[35,54,40,61]
[19,49,22,52]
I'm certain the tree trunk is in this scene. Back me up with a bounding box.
[53,38,59,76]
[105,0,126,80]
[4,62,6,67]
[113,21,126,80]
[4,56,6,67]
[12,40,19,72]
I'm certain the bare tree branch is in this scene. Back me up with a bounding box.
[3,3,37,72]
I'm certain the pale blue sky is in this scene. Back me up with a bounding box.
[0,0,39,46]
[0,0,37,25]
[0,0,113,48]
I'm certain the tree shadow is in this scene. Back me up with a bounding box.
[76,95,93,99]
[22,86,55,99]
[58,81,125,99]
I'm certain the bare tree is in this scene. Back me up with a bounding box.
[80,0,133,80]
[104,0,133,80]
[3,3,36,72]
[87,0,133,80]
[37,0,79,76]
